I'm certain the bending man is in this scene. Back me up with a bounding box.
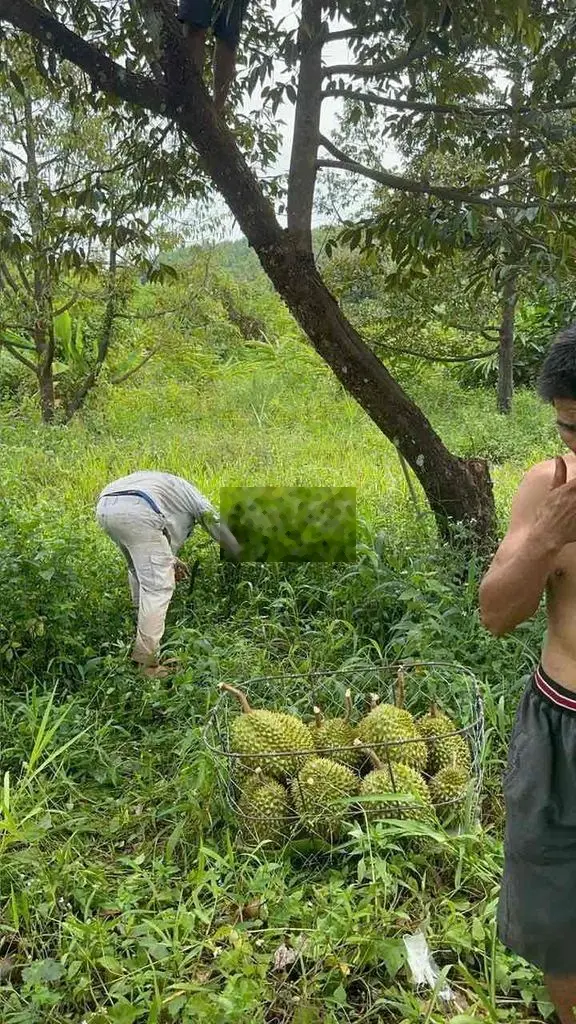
[96,470,241,678]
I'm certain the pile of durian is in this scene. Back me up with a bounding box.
[219,675,473,848]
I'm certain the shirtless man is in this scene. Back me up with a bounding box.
[480,323,576,1023]
[96,471,241,678]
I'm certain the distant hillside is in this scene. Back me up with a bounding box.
[168,226,336,285]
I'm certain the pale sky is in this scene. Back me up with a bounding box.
[268,0,350,176]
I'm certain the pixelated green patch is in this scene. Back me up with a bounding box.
[220,486,356,563]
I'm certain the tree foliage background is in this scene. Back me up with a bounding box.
[1,0,576,545]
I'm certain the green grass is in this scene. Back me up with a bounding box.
[0,338,559,1022]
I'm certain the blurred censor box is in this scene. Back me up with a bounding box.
[219,486,357,563]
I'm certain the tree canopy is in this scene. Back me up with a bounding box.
[1,0,575,545]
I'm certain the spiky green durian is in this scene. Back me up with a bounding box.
[428,764,471,815]
[237,769,294,846]
[418,705,471,774]
[221,683,313,781]
[356,704,427,771]
[357,745,434,823]
[291,757,359,840]
[308,690,360,769]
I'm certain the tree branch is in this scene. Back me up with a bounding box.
[0,259,20,294]
[0,0,170,117]
[1,339,37,372]
[287,0,324,249]
[0,333,35,350]
[448,323,500,339]
[111,344,161,384]
[322,41,433,80]
[374,341,499,362]
[322,88,576,117]
[318,135,567,210]
[64,241,118,419]
[115,305,192,320]
[53,294,82,317]
[14,259,33,296]
[0,145,26,165]
[326,26,388,42]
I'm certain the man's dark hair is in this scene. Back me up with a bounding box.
[537,322,576,402]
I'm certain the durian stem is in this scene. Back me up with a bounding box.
[395,667,405,709]
[344,689,353,723]
[219,682,252,714]
[313,706,323,729]
[430,703,438,718]
[364,746,385,771]
[370,693,380,710]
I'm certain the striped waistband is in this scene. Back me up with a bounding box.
[534,664,576,711]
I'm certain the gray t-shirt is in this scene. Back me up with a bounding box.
[99,471,220,553]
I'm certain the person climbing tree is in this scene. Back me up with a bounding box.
[177,0,250,112]
[96,470,241,678]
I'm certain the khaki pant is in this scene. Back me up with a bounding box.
[96,495,175,666]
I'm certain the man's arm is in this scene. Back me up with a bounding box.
[479,461,563,636]
[199,508,242,559]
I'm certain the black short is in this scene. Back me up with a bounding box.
[178,0,249,49]
[498,665,576,974]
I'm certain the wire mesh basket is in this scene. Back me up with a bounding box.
[202,661,484,849]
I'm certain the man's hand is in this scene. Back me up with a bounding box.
[218,524,242,560]
[533,456,576,549]
[174,558,190,582]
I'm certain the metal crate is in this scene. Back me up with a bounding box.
[203,660,484,848]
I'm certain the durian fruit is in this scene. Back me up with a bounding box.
[357,744,435,824]
[356,668,427,772]
[418,704,471,774]
[291,757,359,840]
[237,769,294,847]
[429,764,471,819]
[220,683,313,781]
[308,690,361,769]
[356,701,427,771]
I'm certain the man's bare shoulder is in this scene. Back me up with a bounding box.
[504,456,576,532]
[504,459,557,527]
[519,459,554,485]
[517,455,576,492]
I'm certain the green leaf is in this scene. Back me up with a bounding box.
[108,1003,141,1024]
[74,316,84,356]
[22,958,65,984]
[53,310,72,349]
[98,955,123,974]
[378,938,405,978]
[9,71,25,95]
[331,984,347,1006]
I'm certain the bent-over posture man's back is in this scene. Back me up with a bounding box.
[96,470,240,677]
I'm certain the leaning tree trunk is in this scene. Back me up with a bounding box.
[259,249,495,545]
[3,0,498,549]
[497,275,518,415]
